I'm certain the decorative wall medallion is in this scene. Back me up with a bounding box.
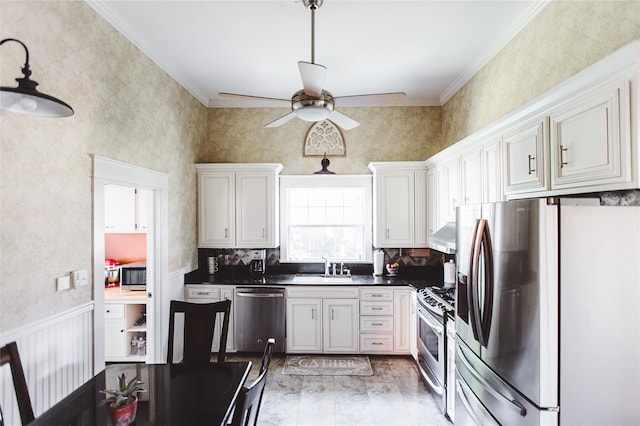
[303,120,346,157]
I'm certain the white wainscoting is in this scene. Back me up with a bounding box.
[0,302,94,424]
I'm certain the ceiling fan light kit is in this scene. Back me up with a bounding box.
[218,0,405,130]
[292,90,334,122]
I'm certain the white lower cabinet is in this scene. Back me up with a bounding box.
[393,289,415,354]
[286,287,359,353]
[286,298,323,352]
[323,299,359,353]
[358,287,414,355]
[185,285,235,352]
[104,302,147,362]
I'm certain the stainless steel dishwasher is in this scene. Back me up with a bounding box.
[234,287,286,352]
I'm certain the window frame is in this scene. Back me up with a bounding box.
[279,175,373,263]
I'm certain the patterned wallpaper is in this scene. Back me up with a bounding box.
[0,2,206,331]
[203,106,443,175]
[441,0,640,148]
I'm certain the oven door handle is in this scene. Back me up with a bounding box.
[456,343,527,417]
[418,309,444,336]
[417,355,444,395]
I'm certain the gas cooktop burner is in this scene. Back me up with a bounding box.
[418,286,455,315]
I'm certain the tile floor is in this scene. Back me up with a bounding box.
[227,354,451,426]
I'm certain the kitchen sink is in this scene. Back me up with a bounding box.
[293,274,353,284]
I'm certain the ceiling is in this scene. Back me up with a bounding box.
[87,0,548,109]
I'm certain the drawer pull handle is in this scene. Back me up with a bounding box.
[372,323,383,326]
[372,307,383,311]
[371,294,383,298]
[528,155,536,175]
[372,342,383,346]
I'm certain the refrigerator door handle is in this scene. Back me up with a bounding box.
[468,219,482,342]
[478,219,495,346]
[456,343,527,417]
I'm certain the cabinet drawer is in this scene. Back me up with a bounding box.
[360,301,394,316]
[186,287,220,299]
[360,316,393,333]
[360,288,394,301]
[104,304,124,318]
[360,334,393,352]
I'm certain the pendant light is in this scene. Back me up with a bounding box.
[0,38,74,117]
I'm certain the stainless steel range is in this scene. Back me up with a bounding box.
[416,286,455,416]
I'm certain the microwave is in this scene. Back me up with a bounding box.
[120,263,146,291]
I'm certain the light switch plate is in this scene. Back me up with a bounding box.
[72,269,89,287]
[56,275,71,291]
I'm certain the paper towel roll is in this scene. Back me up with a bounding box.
[444,259,456,288]
[373,250,384,276]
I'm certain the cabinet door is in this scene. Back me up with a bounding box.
[376,171,414,247]
[105,185,137,233]
[393,290,413,354]
[413,171,428,247]
[426,168,439,243]
[483,141,503,203]
[286,299,322,352]
[105,304,126,359]
[503,118,548,195]
[324,299,359,353]
[460,149,482,206]
[236,172,275,247]
[437,159,459,225]
[198,172,235,247]
[550,81,630,190]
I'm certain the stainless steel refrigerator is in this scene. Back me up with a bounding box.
[454,198,640,425]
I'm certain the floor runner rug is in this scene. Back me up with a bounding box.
[282,355,373,376]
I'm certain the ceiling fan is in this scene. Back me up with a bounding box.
[218,0,406,131]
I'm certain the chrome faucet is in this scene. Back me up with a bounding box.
[322,256,330,276]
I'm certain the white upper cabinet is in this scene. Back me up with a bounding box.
[196,164,283,248]
[549,80,631,190]
[502,117,549,196]
[105,185,150,233]
[460,148,483,206]
[369,162,427,248]
[426,42,639,202]
[482,140,503,203]
[436,158,460,225]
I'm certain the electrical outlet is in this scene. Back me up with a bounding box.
[56,275,71,291]
[72,269,89,287]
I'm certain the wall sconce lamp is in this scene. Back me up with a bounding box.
[0,38,74,117]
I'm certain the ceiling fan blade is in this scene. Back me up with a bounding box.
[218,92,290,105]
[265,112,297,128]
[330,110,360,131]
[298,61,326,97]
[334,92,407,107]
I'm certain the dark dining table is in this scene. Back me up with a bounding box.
[29,361,252,426]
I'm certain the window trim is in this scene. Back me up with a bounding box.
[279,175,373,263]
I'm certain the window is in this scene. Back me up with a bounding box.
[280,175,372,263]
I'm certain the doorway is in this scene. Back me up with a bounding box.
[92,156,169,371]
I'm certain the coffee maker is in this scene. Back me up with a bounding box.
[249,249,266,277]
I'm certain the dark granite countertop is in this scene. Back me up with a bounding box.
[184,269,437,291]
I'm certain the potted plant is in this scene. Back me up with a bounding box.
[101,373,146,426]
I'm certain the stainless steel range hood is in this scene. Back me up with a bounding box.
[428,222,456,254]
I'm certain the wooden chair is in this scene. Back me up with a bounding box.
[230,338,276,426]
[0,342,35,425]
[167,299,231,364]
